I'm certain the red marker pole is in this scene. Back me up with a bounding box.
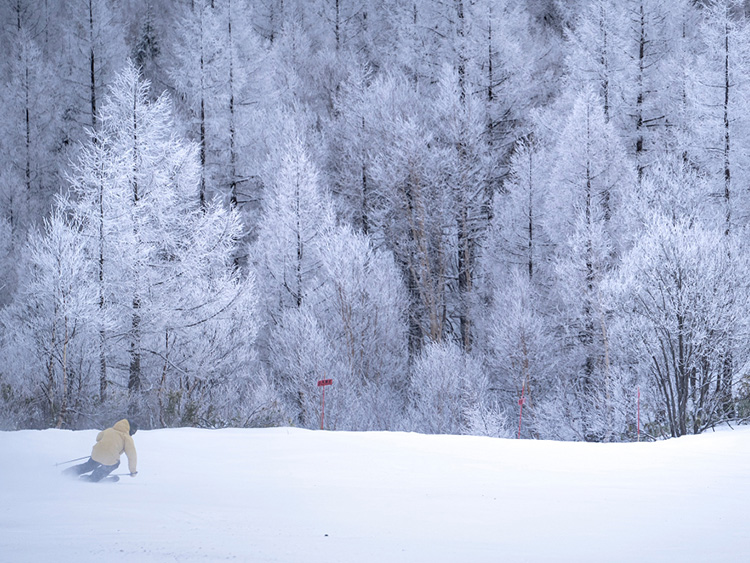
[321,386,325,430]
[517,381,526,439]
[317,378,333,430]
[637,387,641,442]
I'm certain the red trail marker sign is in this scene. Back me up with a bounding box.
[318,378,333,429]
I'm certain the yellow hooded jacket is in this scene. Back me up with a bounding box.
[91,419,137,473]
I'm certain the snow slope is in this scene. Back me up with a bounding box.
[1,426,748,562]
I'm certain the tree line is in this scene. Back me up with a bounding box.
[1,0,749,439]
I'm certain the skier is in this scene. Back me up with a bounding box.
[64,419,138,482]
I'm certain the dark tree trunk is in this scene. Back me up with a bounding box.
[128,77,142,400]
[228,0,238,209]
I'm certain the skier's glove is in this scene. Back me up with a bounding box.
[130,472,138,477]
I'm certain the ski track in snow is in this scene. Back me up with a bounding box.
[1,426,748,562]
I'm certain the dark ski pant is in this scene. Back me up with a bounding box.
[64,458,119,481]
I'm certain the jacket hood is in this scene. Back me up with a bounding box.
[113,419,130,434]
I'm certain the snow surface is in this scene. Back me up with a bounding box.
[1,426,748,562]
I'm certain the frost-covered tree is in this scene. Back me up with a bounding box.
[170,0,270,211]
[545,88,636,440]
[609,217,745,437]
[432,65,491,351]
[0,208,98,428]
[168,0,220,208]
[0,218,14,307]
[368,73,451,352]
[475,0,545,147]
[66,121,115,403]
[567,0,694,182]
[252,123,335,319]
[481,269,563,438]
[67,62,260,425]
[686,1,750,420]
[316,225,409,429]
[252,120,336,419]
[488,138,550,281]
[214,0,270,211]
[267,304,338,428]
[261,155,409,429]
[127,0,177,92]
[408,340,497,435]
[253,0,286,44]
[0,27,59,231]
[327,64,376,234]
[693,0,750,232]
[565,0,627,124]
[58,0,126,134]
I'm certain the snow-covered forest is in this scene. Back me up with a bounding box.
[2,0,750,439]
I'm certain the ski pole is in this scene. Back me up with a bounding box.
[55,456,89,467]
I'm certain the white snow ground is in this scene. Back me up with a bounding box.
[0,426,748,563]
